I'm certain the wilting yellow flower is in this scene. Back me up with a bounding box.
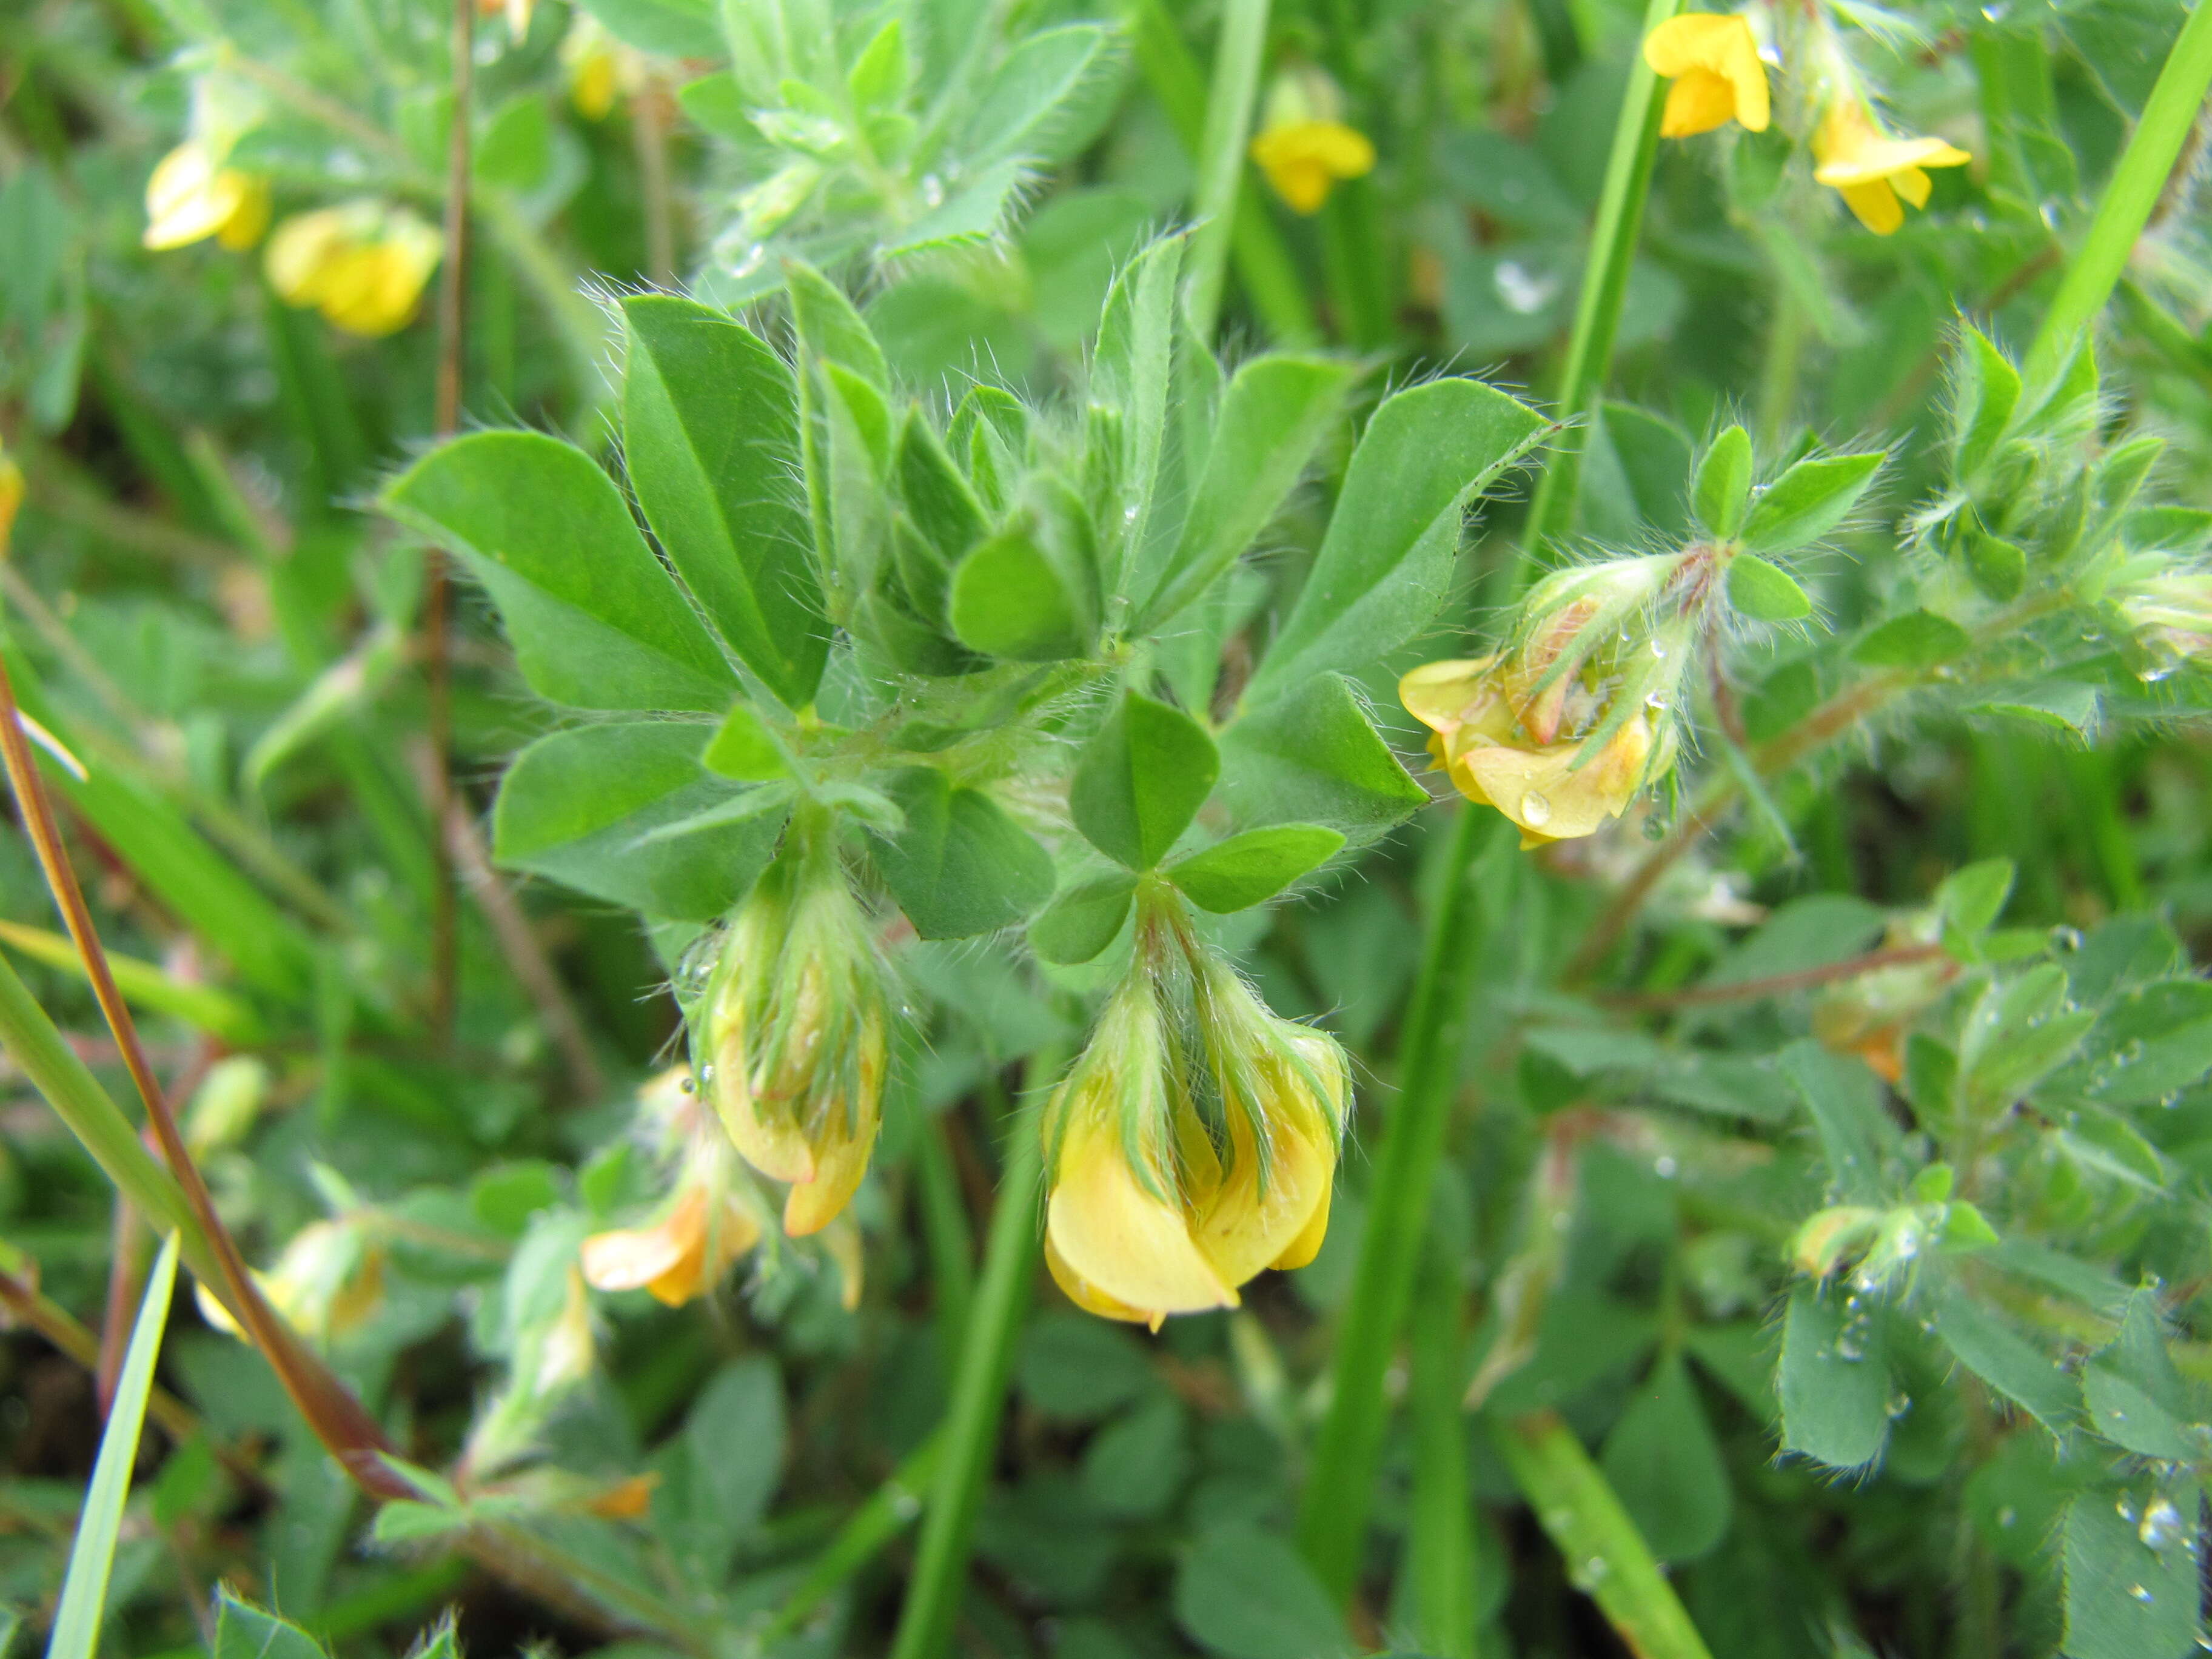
[1401,651,1672,848]
[1042,956,1347,1330]
[266,201,443,337]
[706,817,891,1238]
[561,13,649,121]
[1250,64,1375,214]
[1812,99,1971,235]
[1643,13,1769,138]
[196,1218,384,1346]
[144,142,272,252]
[583,1069,771,1305]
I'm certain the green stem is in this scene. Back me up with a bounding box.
[0,950,223,1292]
[915,1111,977,1354]
[1754,281,1806,453]
[1490,1409,1715,1659]
[1297,805,1496,1607]
[1515,0,1681,585]
[1406,1245,1478,1659]
[1319,183,1394,350]
[1184,0,1275,345]
[886,1050,1061,1659]
[2025,0,2212,383]
[759,1433,945,1646]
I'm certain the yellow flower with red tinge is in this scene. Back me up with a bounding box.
[266,201,443,337]
[1812,98,1971,234]
[1643,13,1769,138]
[1250,64,1375,215]
[581,1077,771,1307]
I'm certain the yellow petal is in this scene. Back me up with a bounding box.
[216,176,272,250]
[1044,1234,1156,1324]
[1270,1168,1333,1270]
[1196,1107,1334,1290]
[264,209,350,306]
[782,1102,877,1236]
[1835,177,1903,235]
[582,1191,705,1296]
[1046,1106,1236,1319]
[1456,715,1654,842]
[1892,164,1931,209]
[1641,13,1749,78]
[1660,69,1738,139]
[144,145,247,250]
[1399,657,1499,737]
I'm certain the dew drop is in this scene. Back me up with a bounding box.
[1654,1155,1678,1178]
[1997,1506,2017,1529]
[2118,1496,2141,1523]
[921,173,947,209]
[2130,1584,2154,1604]
[2140,1497,2185,1550]
[1520,790,1553,828]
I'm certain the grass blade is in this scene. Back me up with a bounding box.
[45,1232,180,1659]
[1184,0,1275,344]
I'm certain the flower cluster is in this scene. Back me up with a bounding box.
[1642,6,1970,236]
[702,806,891,1239]
[1401,557,1689,846]
[1041,888,1349,1329]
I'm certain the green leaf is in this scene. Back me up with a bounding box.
[1092,233,1183,588]
[1964,531,2026,601]
[1218,673,1428,841]
[702,702,791,780]
[1725,554,1812,621]
[579,0,720,55]
[2077,981,2212,1108]
[1778,1283,1889,1472]
[1968,682,2100,737]
[787,260,889,391]
[1019,1314,1154,1419]
[1953,326,2021,478]
[1694,424,1753,538]
[1598,1352,1731,1563]
[1740,452,1884,553]
[879,159,1027,258]
[47,1234,179,1659]
[1165,825,1344,913]
[1081,1395,1190,1521]
[1936,859,2016,935]
[1932,1286,2079,1433]
[962,25,1111,164]
[212,1591,328,1659]
[1030,873,1138,965]
[1247,377,1546,699]
[1070,692,1219,870]
[1579,401,1694,544]
[1173,1525,1352,1659]
[1852,609,1972,669]
[2060,1486,2202,1659]
[1783,1041,1895,1203]
[1144,355,1354,626]
[2083,1292,2198,1460]
[492,723,786,920]
[382,432,736,712]
[622,297,827,708]
[947,529,1089,660]
[872,769,1054,938]
[654,1358,787,1583]
[897,415,988,562]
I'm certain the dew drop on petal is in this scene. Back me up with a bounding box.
[1520,790,1553,827]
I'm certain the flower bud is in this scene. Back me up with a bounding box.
[704,813,891,1237]
[1790,1205,1884,1279]
[1401,558,1686,847]
[561,14,649,120]
[196,1216,385,1346]
[582,1068,772,1306]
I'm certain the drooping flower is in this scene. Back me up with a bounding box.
[1041,913,1349,1329]
[1401,560,1686,847]
[265,201,443,337]
[196,1216,385,1346]
[144,142,272,251]
[1642,13,1770,138]
[582,1068,772,1306]
[705,811,891,1238]
[1812,99,1970,235]
[1249,64,1375,215]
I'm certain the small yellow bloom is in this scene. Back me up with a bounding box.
[195,1218,384,1346]
[1642,13,1769,138]
[144,142,272,252]
[561,14,648,121]
[1401,652,1671,848]
[266,201,443,337]
[1250,65,1375,214]
[1812,99,1971,235]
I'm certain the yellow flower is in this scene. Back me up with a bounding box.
[0,446,22,560]
[1250,65,1375,214]
[1042,960,1347,1329]
[561,14,647,121]
[1642,13,1769,138]
[1812,99,1971,235]
[705,816,890,1238]
[195,1218,384,1346]
[266,202,443,336]
[1400,652,1671,848]
[143,142,272,252]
